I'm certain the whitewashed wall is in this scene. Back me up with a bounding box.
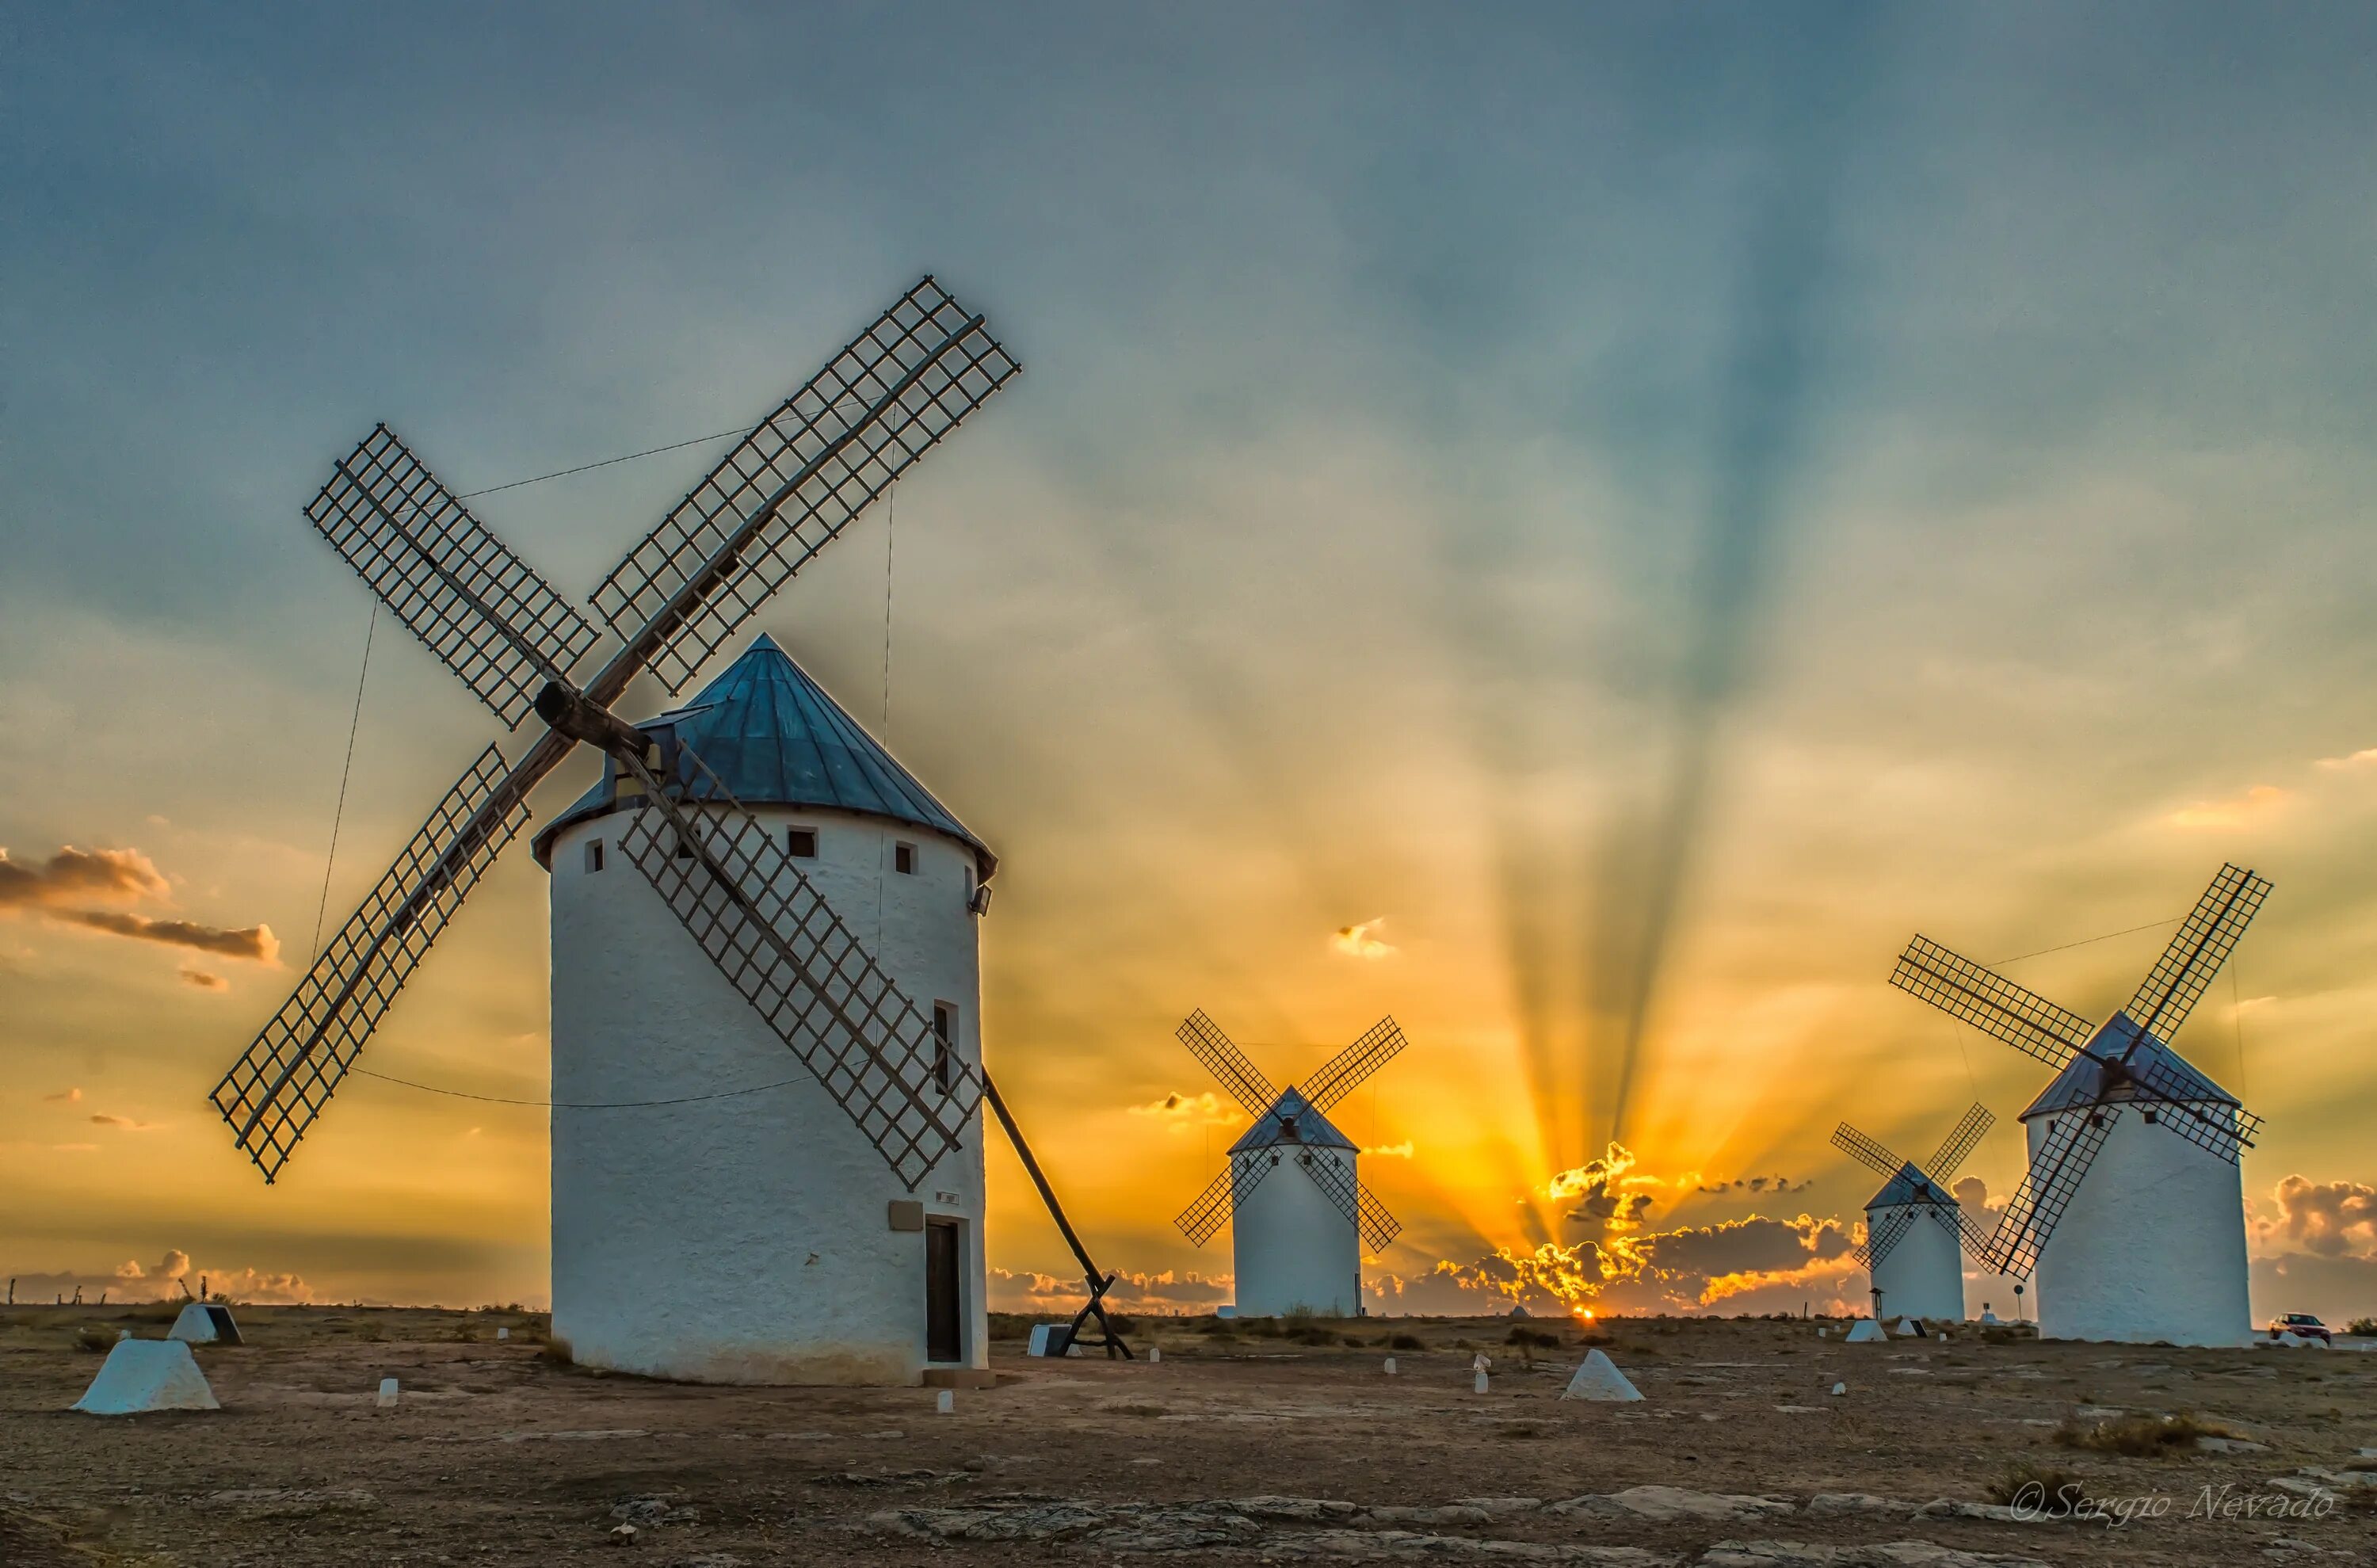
[1866,1200,1966,1321]
[1231,1146,1361,1316]
[2027,1106,2251,1347]
[547,803,987,1384]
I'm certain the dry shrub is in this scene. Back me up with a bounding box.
[539,1337,575,1368]
[1986,1458,2085,1505]
[1389,1333,1423,1351]
[2055,1412,2230,1456]
[72,1326,116,1354]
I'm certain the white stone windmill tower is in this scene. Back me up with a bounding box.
[1172,1011,1407,1317]
[210,279,1134,1383]
[1830,1103,1994,1322]
[1888,864,2270,1346]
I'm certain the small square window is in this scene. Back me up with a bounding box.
[584,840,605,874]
[932,1001,957,1091]
[788,826,818,859]
[895,841,917,876]
[674,832,694,860]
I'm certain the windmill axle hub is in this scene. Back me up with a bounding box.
[533,680,654,765]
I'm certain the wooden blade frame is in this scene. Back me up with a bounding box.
[1891,936,2095,1069]
[614,742,980,1191]
[1299,1016,1406,1113]
[1295,1145,1402,1253]
[1830,1121,1904,1182]
[1177,1009,1278,1119]
[1174,1124,1289,1246]
[2124,864,2270,1043]
[1856,1203,1921,1271]
[590,277,1021,693]
[1985,1107,2121,1278]
[1924,1103,1994,1183]
[210,746,531,1181]
[307,425,599,726]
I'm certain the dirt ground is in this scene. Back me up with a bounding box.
[2,1305,2371,1566]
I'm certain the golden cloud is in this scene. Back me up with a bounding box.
[0,845,168,908]
[1126,1090,1238,1128]
[59,910,278,962]
[0,843,277,963]
[2253,1174,2377,1258]
[179,967,229,991]
[1330,917,1397,959]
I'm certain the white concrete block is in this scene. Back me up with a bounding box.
[378,1377,400,1409]
[71,1340,219,1415]
[935,1389,953,1414]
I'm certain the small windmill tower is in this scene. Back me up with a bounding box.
[204,280,1150,1386]
[1890,864,2269,1346]
[1831,1104,1994,1322]
[1173,1012,1406,1317]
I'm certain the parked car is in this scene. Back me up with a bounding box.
[2269,1313,2332,1344]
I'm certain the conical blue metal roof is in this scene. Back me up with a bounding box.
[2020,1013,2238,1120]
[1866,1160,1954,1211]
[532,635,992,874]
[1227,1087,1358,1154]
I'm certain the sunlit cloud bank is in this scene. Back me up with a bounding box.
[1368,1212,1861,1318]
[8,1248,314,1307]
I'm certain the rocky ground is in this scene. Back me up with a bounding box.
[2,1306,2372,1566]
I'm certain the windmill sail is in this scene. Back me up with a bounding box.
[308,426,599,725]
[1891,937,2095,1067]
[215,276,1017,1185]
[211,747,530,1180]
[590,277,1021,692]
[615,742,981,1189]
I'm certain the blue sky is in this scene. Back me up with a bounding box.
[5,3,2375,1318]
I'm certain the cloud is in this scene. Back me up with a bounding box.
[0,845,168,908]
[2253,1174,2377,1259]
[2314,747,2377,770]
[44,1086,82,1103]
[1361,1141,1414,1159]
[1330,917,1396,959]
[1696,1175,1811,1196]
[179,967,227,991]
[0,843,277,963]
[2165,784,2290,830]
[1549,1143,1654,1228]
[988,1266,1232,1314]
[1373,1211,1859,1318]
[11,1249,311,1306]
[56,909,278,961]
[1126,1090,1239,1129]
[90,1113,161,1131]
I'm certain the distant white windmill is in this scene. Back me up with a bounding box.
[1830,1104,1994,1322]
[1889,864,2270,1346]
[1172,1011,1407,1317]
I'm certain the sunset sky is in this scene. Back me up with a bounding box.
[6,4,2375,1324]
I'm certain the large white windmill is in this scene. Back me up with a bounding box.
[1888,864,2270,1346]
[1171,1011,1407,1317]
[1830,1103,1994,1322]
[211,278,1135,1383]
